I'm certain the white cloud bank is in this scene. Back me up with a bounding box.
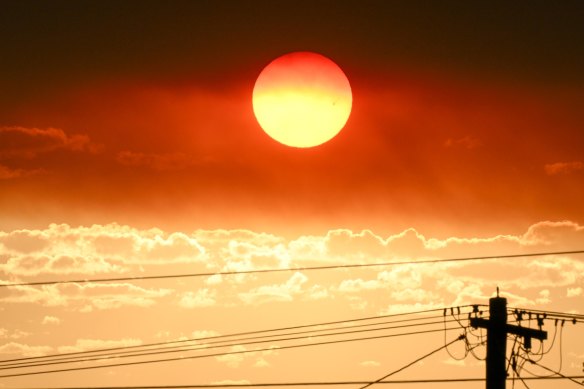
[1,221,582,312]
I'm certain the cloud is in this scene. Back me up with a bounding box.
[444,136,482,149]
[0,342,52,357]
[57,338,142,354]
[324,229,388,261]
[0,223,207,279]
[116,151,197,171]
[380,302,446,316]
[287,235,329,264]
[0,126,101,180]
[224,239,289,269]
[337,278,382,293]
[306,285,329,300]
[544,161,584,175]
[215,345,249,368]
[1,221,582,311]
[378,265,423,290]
[189,330,221,340]
[567,287,582,297]
[194,229,289,273]
[193,229,284,248]
[1,254,125,277]
[0,126,100,159]
[214,345,278,369]
[360,360,381,367]
[0,229,50,253]
[520,220,584,248]
[0,329,30,339]
[0,283,173,310]
[448,283,489,307]
[452,255,583,289]
[391,288,440,303]
[289,227,522,265]
[254,358,270,368]
[42,316,61,325]
[536,289,551,305]
[179,289,216,308]
[238,272,308,305]
[0,164,44,180]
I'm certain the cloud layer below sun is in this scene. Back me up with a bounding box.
[1,220,582,313]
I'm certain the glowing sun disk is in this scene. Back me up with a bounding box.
[253,52,352,148]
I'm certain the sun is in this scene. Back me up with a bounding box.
[252,52,352,148]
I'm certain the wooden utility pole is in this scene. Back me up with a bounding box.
[470,292,547,389]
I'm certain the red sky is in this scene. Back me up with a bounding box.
[1,63,583,237]
[1,1,583,388]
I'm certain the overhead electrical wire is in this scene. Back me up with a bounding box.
[508,307,584,323]
[0,305,576,385]
[16,303,577,382]
[3,376,584,389]
[506,310,575,380]
[0,290,578,382]
[0,316,453,367]
[0,303,579,381]
[498,310,581,387]
[0,318,465,371]
[1,250,583,288]
[509,354,532,389]
[0,327,465,379]
[359,334,466,389]
[0,307,478,376]
[516,371,533,389]
[527,359,584,387]
[0,306,477,366]
[0,305,477,379]
[509,307,584,319]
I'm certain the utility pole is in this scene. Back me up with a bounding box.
[470,291,547,389]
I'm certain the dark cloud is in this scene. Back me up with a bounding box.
[0,126,99,159]
[544,161,584,176]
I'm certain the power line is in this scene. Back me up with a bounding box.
[0,327,464,379]
[0,315,453,368]
[2,250,583,288]
[509,355,532,389]
[0,318,464,371]
[359,334,466,389]
[528,359,584,386]
[0,306,473,366]
[516,375,532,389]
[12,302,580,380]
[3,376,584,388]
[508,307,584,322]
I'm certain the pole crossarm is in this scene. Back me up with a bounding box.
[470,318,547,340]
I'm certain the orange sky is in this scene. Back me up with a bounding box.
[1,66,582,237]
[1,1,583,388]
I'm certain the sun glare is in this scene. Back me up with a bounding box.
[252,52,352,148]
